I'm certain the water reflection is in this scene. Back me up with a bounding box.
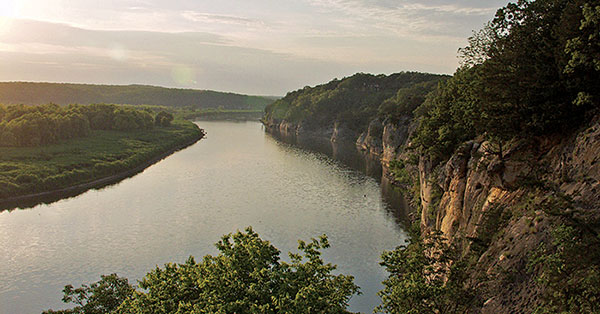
[265,126,411,227]
[0,121,407,314]
[0,170,143,212]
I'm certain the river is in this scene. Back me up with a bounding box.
[0,121,408,314]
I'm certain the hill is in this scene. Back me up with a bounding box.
[0,82,274,110]
[263,0,600,312]
[263,72,447,141]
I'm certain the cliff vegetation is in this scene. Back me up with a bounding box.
[42,0,600,312]
[263,0,600,312]
[263,72,446,140]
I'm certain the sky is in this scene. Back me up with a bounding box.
[0,0,509,95]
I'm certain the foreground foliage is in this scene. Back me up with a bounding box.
[45,228,360,314]
[44,274,135,314]
[377,228,479,314]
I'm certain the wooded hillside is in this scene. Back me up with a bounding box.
[0,82,275,110]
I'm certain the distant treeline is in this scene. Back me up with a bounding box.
[0,119,203,200]
[0,103,173,147]
[263,72,447,133]
[0,82,275,110]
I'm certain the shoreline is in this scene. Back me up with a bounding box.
[0,132,204,210]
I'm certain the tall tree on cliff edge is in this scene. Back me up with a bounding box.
[415,0,600,161]
[458,0,600,139]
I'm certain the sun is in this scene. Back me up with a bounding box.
[0,1,19,18]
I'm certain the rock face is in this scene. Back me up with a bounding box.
[381,116,412,168]
[330,121,358,143]
[356,118,384,155]
[414,117,600,313]
[264,113,600,313]
[355,117,414,177]
[262,117,333,141]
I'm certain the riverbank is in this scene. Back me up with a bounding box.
[184,109,264,121]
[0,121,405,314]
[0,120,204,210]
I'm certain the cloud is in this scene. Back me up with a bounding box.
[305,0,506,39]
[0,19,350,95]
[0,1,513,94]
[181,11,266,27]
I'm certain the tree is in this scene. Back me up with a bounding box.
[414,0,600,162]
[377,231,479,314]
[412,68,479,161]
[458,0,594,138]
[42,274,134,314]
[46,228,360,314]
[154,111,174,127]
[564,3,600,107]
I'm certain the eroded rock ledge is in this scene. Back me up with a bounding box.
[263,114,600,313]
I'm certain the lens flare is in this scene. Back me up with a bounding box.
[108,44,129,62]
[171,65,196,86]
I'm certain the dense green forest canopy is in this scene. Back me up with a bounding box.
[0,103,177,147]
[413,0,600,162]
[263,72,447,133]
[45,228,359,314]
[0,82,275,110]
[0,118,203,200]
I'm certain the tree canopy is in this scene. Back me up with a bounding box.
[0,82,274,110]
[45,228,360,314]
[414,0,600,161]
[264,72,446,134]
[0,103,174,147]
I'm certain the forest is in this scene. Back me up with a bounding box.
[0,82,274,110]
[34,0,600,313]
[263,72,447,134]
[388,0,600,313]
[0,103,166,147]
[0,103,203,200]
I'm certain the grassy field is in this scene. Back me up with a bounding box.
[0,120,203,199]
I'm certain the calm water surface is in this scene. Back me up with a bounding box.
[0,121,407,314]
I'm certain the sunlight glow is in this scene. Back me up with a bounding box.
[171,65,197,86]
[0,0,509,94]
[0,1,18,18]
[108,44,129,62]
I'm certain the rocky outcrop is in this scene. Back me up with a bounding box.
[264,111,600,312]
[262,117,333,141]
[265,115,413,173]
[356,118,384,156]
[331,121,358,143]
[354,117,415,180]
[381,116,412,168]
[413,116,600,313]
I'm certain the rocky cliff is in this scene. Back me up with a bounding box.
[262,117,360,143]
[263,113,600,312]
[405,115,600,312]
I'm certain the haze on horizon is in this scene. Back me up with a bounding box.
[0,0,508,96]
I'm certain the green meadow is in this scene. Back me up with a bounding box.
[0,120,203,199]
